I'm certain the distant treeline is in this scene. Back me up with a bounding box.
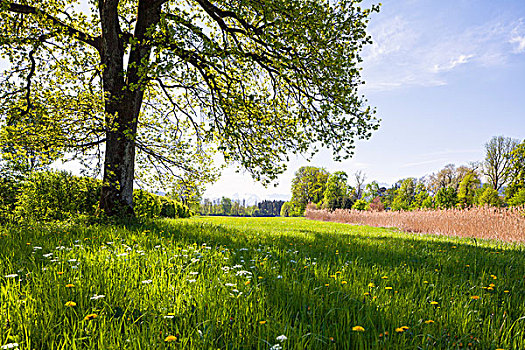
[199,198,285,217]
[282,136,525,216]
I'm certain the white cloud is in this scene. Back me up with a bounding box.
[510,21,525,53]
[510,36,525,52]
[432,54,474,73]
[360,12,524,92]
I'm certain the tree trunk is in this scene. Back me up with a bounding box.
[99,109,138,216]
[97,0,160,216]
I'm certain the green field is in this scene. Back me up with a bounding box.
[1,217,524,349]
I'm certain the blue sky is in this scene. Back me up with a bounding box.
[204,0,525,200]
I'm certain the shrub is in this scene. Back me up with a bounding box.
[507,188,525,206]
[0,176,20,222]
[280,202,292,217]
[368,197,385,212]
[133,189,162,219]
[477,186,502,207]
[159,196,191,218]
[16,171,101,221]
[351,199,368,211]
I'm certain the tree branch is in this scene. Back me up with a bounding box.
[2,1,100,49]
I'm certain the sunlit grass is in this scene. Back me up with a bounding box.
[1,217,524,349]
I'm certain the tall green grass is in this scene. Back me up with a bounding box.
[1,217,524,349]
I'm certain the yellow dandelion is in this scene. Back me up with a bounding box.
[84,313,98,321]
[487,286,494,291]
[385,286,392,290]
[491,275,497,279]
[341,281,347,285]
[471,295,480,300]
[245,280,251,286]
[65,284,74,288]
[325,283,329,287]
[504,290,510,293]
[425,320,434,324]
[489,283,495,287]
[258,276,263,280]
[465,264,470,267]
[352,325,365,332]
[368,282,375,288]
[164,335,177,342]
[65,301,76,307]
[363,292,370,296]
[259,320,267,324]
[430,301,438,305]
[381,276,388,279]
[423,281,428,284]
[57,272,64,275]
[395,327,405,333]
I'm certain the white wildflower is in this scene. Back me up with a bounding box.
[4,274,18,278]
[90,294,105,300]
[1,343,19,349]
[141,279,153,284]
[276,335,287,342]
[236,270,252,276]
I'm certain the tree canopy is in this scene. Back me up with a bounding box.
[0,0,380,215]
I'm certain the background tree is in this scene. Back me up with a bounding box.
[411,182,430,209]
[220,197,232,216]
[322,171,352,210]
[290,166,330,214]
[476,185,502,207]
[483,136,519,191]
[391,178,416,211]
[434,187,458,209]
[354,170,367,199]
[0,0,380,216]
[457,171,481,208]
[505,140,525,202]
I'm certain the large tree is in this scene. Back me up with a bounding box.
[483,136,519,191]
[0,0,380,215]
[291,166,329,210]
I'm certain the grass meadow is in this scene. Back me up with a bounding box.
[1,216,524,349]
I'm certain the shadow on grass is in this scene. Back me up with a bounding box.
[2,217,524,349]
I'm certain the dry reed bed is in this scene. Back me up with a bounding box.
[305,206,525,243]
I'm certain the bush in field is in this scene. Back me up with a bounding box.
[133,189,162,219]
[0,176,20,222]
[421,196,434,209]
[457,172,481,208]
[508,188,525,206]
[16,171,101,220]
[159,196,191,218]
[368,196,384,211]
[434,186,458,209]
[280,202,292,217]
[351,199,368,211]
[476,185,502,207]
